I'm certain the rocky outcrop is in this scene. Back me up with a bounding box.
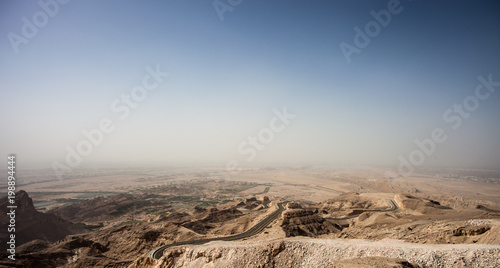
[395,194,451,214]
[136,238,500,268]
[317,193,387,218]
[0,191,85,251]
[280,209,341,237]
[452,225,491,237]
[182,208,243,234]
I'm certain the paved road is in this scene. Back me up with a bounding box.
[146,199,398,259]
[146,202,286,260]
[384,198,399,212]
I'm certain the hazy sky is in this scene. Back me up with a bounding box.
[1,0,499,173]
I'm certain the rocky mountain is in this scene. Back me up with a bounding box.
[280,204,342,237]
[2,190,499,267]
[0,193,269,267]
[0,190,85,251]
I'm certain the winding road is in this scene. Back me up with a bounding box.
[146,202,286,260]
[145,199,399,260]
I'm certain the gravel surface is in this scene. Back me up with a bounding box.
[143,238,500,268]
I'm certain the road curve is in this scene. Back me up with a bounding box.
[146,202,286,260]
[146,199,398,259]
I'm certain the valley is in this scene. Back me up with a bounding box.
[0,166,499,267]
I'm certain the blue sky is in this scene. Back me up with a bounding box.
[1,0,499,172]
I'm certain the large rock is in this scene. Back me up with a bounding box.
[280,208,341,237]
[0,190,85,251]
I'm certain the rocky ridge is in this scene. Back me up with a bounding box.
[131,238,500,268]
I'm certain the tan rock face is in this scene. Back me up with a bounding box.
[317,192,387,218]
[280,208,341,237]
[286,202,303,209]
[395,194,452,214]
[181,208,244,235]
[137,239,500,268]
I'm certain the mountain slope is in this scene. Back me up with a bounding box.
[0,190,85,251]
